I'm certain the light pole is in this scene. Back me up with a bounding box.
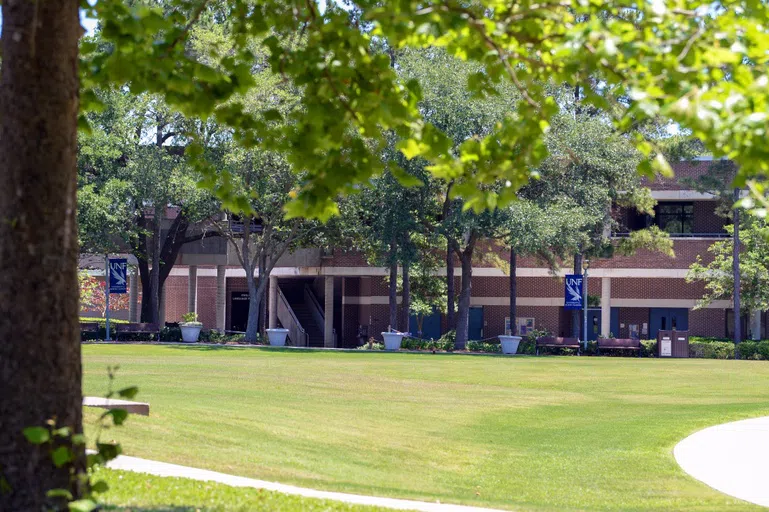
[582,259,590,351]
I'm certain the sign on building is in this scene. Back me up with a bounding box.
[564,274,583,310]
[108,258,128,294]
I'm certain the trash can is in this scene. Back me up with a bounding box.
[657,330,689,358]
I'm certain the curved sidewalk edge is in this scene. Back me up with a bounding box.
[105,454,506,512]
[674,416,769,508]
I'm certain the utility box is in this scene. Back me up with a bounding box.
[657,330,690,358]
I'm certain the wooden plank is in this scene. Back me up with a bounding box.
[83,396,150,416]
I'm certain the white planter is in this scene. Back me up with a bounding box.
[381,332,407,351]
[180,324,202,342]
[499,335,522,355]
[266,328,289,347]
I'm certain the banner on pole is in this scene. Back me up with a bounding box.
[564,274,583,310]
[108,258,128,294]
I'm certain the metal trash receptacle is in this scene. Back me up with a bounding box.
[657,330,689,358]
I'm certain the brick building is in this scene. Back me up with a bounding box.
[87,158,761,345]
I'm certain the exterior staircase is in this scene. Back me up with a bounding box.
[278,280,325,347]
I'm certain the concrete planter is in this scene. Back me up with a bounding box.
[381,332,407,351]
[180,324,202,342]
[266,328,289,347]
[499,335,522,355]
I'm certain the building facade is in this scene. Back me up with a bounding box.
[84,159,761,344]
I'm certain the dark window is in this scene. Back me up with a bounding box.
[656,203,693,234]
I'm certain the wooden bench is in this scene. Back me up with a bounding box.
[536,336,581,355]
[116,323,160,341]
[597,338,641,356]
[80,322,99,340]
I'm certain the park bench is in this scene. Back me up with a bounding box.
[80,322,99,340]
[536,336,581,355]
[597,338,641,356]
[116,322,160,341]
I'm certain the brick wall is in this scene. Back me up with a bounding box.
[690,308,726,338]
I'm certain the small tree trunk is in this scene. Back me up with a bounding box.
[0,0,84,508]
[446,240,455,329]
[509,248,517,335]
[571,253,583,338]
[733,188,742,349]
[455,250,474,349]
[401,260,411,333]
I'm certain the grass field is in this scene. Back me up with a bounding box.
[83,345,769,511]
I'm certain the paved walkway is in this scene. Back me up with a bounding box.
[674,416,769,508]
[105,454,507,512]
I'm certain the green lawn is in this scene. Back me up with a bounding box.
[95,468,395,511]
[83,345,769,511]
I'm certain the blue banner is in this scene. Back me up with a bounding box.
[564,274,583,310]
[108,258,128,294]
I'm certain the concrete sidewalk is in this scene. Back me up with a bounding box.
[674,416,769,508]
[106,454,507,512]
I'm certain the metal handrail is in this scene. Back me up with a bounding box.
[304,284,326,329]
[277,288,308,347]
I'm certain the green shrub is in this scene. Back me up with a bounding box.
[466,341,501,353]
[640,340,656,357]
[689,341,734,359]
[690,336,732,344]
[357,339,384,350]
[758,340,769,360]
[737,341,759,359]
[437,330,456,351]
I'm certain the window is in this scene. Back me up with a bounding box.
[656,203,694,234]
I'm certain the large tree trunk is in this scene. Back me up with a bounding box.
[733,188,742,349]
[149,204,162,325]
[0,0,84,509]
[401,260,410,333]
[245,272,265,343]
[571,253,583,338]
[388,257,398,331]
[509,249,517,335]
[455,249,474,349]
[446,240,455,330]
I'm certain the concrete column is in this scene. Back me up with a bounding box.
[129,269,139,322]
[750,310,762,340]
[600,277,611,338]
[268,276,278,329]
[187,265,198,314]
[216,265,226,332]
[324,276,334,347]
[158,286,166,326]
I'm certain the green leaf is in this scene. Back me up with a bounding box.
[96,442,122,461]
[117,386,139,400]
[101,408,128,426]
[51,446,73,468]
[90,479,109,494]
[23,427,49,445]
[68,499,98,512]
[47,488,74,500]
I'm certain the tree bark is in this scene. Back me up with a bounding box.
[733,188,742,349]
[388,254,398,331]
[401,260,410,334]
[149,204,163,325]
[0,0,84,508]
[509,248,517,335]
[455,249,474,349]
[446,239,455,330]
[571,253,583,338]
